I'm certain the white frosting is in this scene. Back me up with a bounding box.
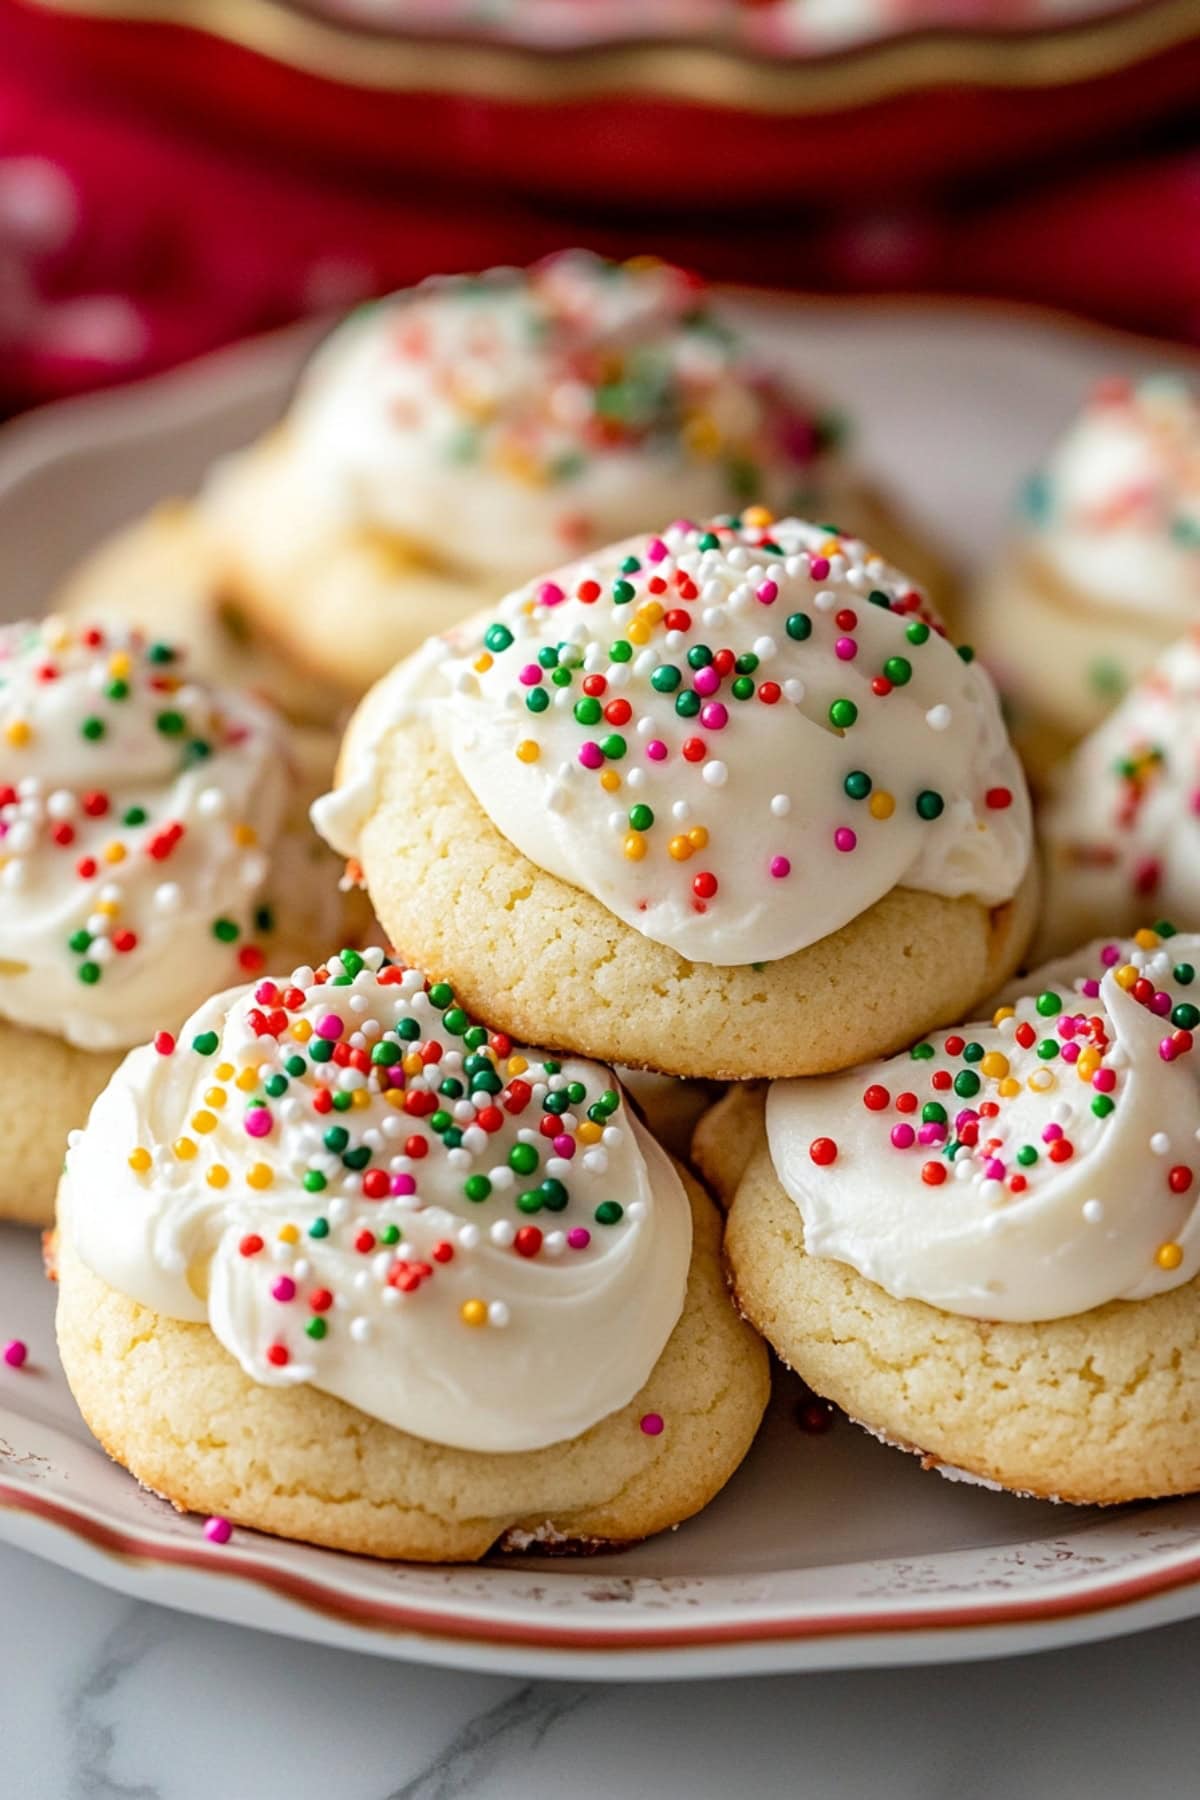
[1040,631,1200,949]
[317,516,1031,966]
[0,619,306,1050]
[62,950,692,1453]
[765,932,1200,1322]
[1025,375,1200,621]
[213,252,848,588]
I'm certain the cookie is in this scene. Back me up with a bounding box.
[1037,629,1200,960]
[966,375,1200,779]
[73,252,947,703]
[713,928,1200,1503]
[56,949,769,1560]
[0,618,348,1225]
[319,515,1035,1080]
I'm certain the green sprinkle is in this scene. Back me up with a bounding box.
[323,1125,349,1153]
[155,710,185,736]
[906,621,930,645]
[80,717,105,741]
[331,1090,352,1112]
[962,1042,985,1063]
[687,645,712,670]
[594,1201,624,1226]
[1174,963,1195,986]
[1036,990,1062,1017]
[106,679,129,701]
[305,1317,327,1341]
[675,690,701,717]
[628,803,654,831]
[844,770,872,800]
[1172,1003,1200,1030]
[78,961,101,984]
[786,612,812,642]
[339,948,364,978]
[1037,1039,1059,1060]
[285,1055,307,1077]
[883,656,912,686]
[192,1031,219,1055]
[867,589,891,608]
[439,1077,464,1099]
[957,644,975,664]
[68,928,91,954]
[1017,1145,1038,1166]
[911,1043,935,1060]
[308,1216,329,1237]
[342,1145,371,1170]
[1092,1094,1115,1118]
[303,1171,327,1193]
[122,806,147,827]
[379,1225,401,1246]
[516,1189,543,1214]
[829,698,858,730]
[147,641,176,664]
[731,676,755,700]
[574,697,602,726]
[953,1069,980,1098]
[371,1040,402,1066]
[509,1143,539,1176]
[309,1037,333,1063]
[443,1007,469,1035]
[430,1111,453,1135]
[264,1074,288,1098]
[922,1102,948,1124]
[651,665,681,693]
[428,982,453,1007]
[484,623,513,653]
[601,734,627,760]
[212,918,239,943]
[397,1017,420,1041]
[915,790,944,820]
[464,1175,492,1203]
[526,688,549,714]
[609,640,633,663]
[612,579,635,605]
[540,1178,568,1211]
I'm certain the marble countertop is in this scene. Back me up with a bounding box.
[3,1541,1198,1798]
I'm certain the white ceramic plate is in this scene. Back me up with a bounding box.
[2,296,1199,1680]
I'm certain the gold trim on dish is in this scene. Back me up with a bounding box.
[21,0,1200,111]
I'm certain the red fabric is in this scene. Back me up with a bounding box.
[1,6,1199,410]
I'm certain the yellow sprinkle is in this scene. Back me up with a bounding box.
[626,621,650,646]
[103,841,126,864]
[128,1147,152,1173]
[204,1087,227,1109]
[108,650,131,679]
[515,739,540,764]
[624,832,646,862]
[1027,1068,1055,1092]
[403,1050,424,1076]
[384,1089,406,1109]
[232,823,257,848]
[351,1089,371,1110]
[687,826,709,851]
[1076,1048,1101,1082]
[636,601,664,627]
[1114,963,1139,990]
[173,1137,197,1161]
[247,1162,273,1190]
[668,834,693,862]
[869,791,895,821]
[460,1299,488,1328]
[191,1110,218,1135]
[992,1006,1015,1025]
[600,768,621,793]
[216,1063,234,1081]
[997,1077,1020,1099]
[206,1165,229,1189]
[1134,928,1161,951]
[742,505,774,529]
[980,1051,1009,1080]
[682,414,721,458]
[577,1120,603,1146]
[94,899,119,918]
[291,1019,313,1042]
[236,1067,259,1093]
[1156,1242,1184,1271]
[508,1055,528,1076]
[473,652,494,674]
[278,1223,299,1245]
[4,720,31,748]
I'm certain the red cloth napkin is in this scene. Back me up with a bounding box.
[2,16,1199,411]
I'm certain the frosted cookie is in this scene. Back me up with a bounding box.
[0,618,347,1225]
[69,252,944,702]
[55,949,769,1561]
[318,514,1035,1080]
[967,375,1200,776]
[711,927,1200,1503]
[1037,631,1200,960]
[58,502,344,729]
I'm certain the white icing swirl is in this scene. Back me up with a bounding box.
[317,517,1031,966]
[206,252,847,587]
[0,618,294,1049]
[1024,374,1200,621]
[765,933,1200,1321]
[62,950,692,1453]
[1040,631,1200,953]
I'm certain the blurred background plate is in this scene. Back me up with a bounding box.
[1,292,1199,1679]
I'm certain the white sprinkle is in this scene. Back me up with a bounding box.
[1082,1199,1104,1224]
[488,1301,511,1328]
[490,1219,516,1247]
[770,794,791,818]
[1150,1132,1171,1155]
[926,705,952,732]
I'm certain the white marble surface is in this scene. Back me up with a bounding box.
[2,1541,1198,1799]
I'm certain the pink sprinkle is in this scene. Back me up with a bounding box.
[1152,990,1172,1016]
[646,740,668,762]
[579,741,604,769]
[537,581,565,607]
[204,1516,233,1545]
[2,1339,27,1369]
[1191,788,1200,816]
[1042,1123,1063,1142]
[834,827,857,853]
[756,580,778,605]
[254,982,277,1005]
[769,856,791,879]
[835,637,857,661]
[810,556,831,580]
[1160,1039,1178,1062]
[271,1277,296,1303]
[567,1227,590,1249]
[1092,1068,1116,1092]
[1100,944,1121,967]
[1061,1042,1080,1063]
[955,1109,979,1131]
[553,1134,576,1158]
[1058,1016,1077,1039]
[647,537,669,563]
[391,1173,416,1196]
[918,1122,945,1145]
[891,1123,915,1149]
[316,1014,343,1040]
[518,664,542,687]
[244,1108,272,1139]
[984,1158,1006,1181]
[693,665,720,697]
[699,702,728,731]
[640,1412,665,1436]
[1081,978,1101,998]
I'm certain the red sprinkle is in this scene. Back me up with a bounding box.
[809,1137,838,1166]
